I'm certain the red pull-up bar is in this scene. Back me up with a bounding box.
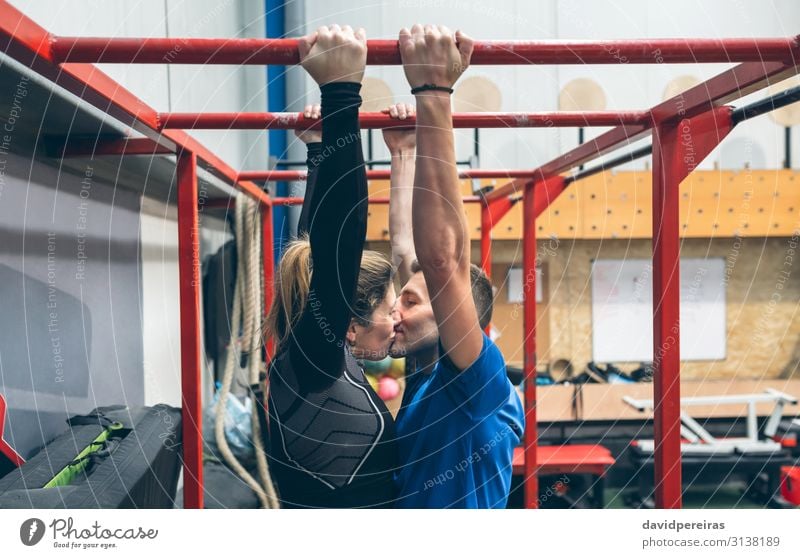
[158,111,649,130]
[50,36,799,65]
[268,195,481,206]
[237,169,537,181]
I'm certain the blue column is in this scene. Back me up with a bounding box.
[266,0,287,263]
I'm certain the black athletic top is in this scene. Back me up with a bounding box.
[267,83,398,508]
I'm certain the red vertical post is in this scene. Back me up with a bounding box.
[261,202,275,360]
[651,123,683,509]
[480,202,492,279]
[176,150,203,509]
[650,107,733,509]
[522,180,538,509]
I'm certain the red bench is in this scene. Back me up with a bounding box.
[513,444,615,476]
[512,444,615,507]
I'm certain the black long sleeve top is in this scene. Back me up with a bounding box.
[267,83,398,508]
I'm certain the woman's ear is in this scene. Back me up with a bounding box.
[346,319,358,347]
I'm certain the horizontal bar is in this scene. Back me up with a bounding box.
[0,2,270,205]
[553,65,800,188]
[485,55,800,203]
[563,143,653,186]
[51,36,799,65]
[238,169,537,181]
[50,136,174,157]
[158,111,648,130]
[624,390,798,409]
[274,158,474,167]
[269,195,482,206]
[732,84,800,125]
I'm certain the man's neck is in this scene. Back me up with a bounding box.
[412,344,439,375]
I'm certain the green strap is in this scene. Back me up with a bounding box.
[44,422,124,488]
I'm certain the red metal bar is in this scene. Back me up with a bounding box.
[485,54,800,204]
[533,176,566,218]
[52,36,799,65]
[522,179,538,509]
[479,194,517,278]
[269,195,482,206]
[176,150,203,510]
[159,111,648,130]
[487,195,517,225]
[480,204,492,280]
[55,137,174,157]
[650,106,733,509]
[0,393,24,467]
[239,169,539,182]
[0,2,269,204]
[261,204,275,361]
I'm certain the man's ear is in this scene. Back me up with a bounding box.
[346,320,359,347]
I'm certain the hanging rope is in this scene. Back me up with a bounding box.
[214,194,279,509]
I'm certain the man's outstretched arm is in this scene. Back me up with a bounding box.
[400,24,482,371]
[383,102,417,285]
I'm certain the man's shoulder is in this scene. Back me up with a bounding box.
[435,333,504,375]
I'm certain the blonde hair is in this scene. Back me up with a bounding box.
[264,236,394,352]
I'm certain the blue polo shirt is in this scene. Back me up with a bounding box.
[394,334,525,508]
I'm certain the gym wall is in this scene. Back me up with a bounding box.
[0,152,143,460]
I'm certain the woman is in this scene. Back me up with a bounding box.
[264,25,398,508]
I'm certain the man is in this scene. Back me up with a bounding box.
[388,24,525,509]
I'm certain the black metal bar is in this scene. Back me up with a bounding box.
[786,126,792,169]
[564,143,653,186]
[564,86,800,186]
[367,130,374,170]
[578,127,585,171]
[731,84,800,125]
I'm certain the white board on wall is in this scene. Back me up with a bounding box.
[591,258,726,362]
[507,266,543,303]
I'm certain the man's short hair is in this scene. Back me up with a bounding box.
[470,264,493,330]
[410,260,494,329]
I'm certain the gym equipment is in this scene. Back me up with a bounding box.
[388,357,406,378]
[624,390,798,508]
[511,445,615,508]
[3,2,798,508]
[0,405,181,508]
[376,376,401,401]
[779,466,800,506]
[549,359,575,384]
[363,355,393,374]
[0,394,24,477]
[212,193,279,509]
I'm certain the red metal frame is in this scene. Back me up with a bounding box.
[268,195,481,206]
[239,169,538,182]
[176,150,204,509]
[479,195,518,278]
[522,179,538,508]
[0,394,25,467]
[2,0,796,511]
[650,107,733,508]
[55,137,173,157]
[261,205,276,361]
[159,111,648,130]
[51,36,798,65]
[0,2,269,204]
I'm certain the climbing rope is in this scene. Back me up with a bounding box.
[214,194,279,509]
